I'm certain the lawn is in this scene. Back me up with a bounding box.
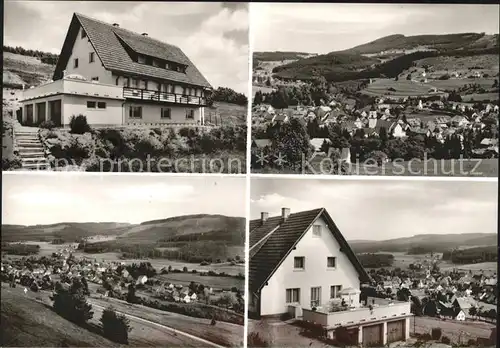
[440,262,497,274]
[210,101,247,126]
[156,272,244,291]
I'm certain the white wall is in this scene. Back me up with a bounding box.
[260,216,361,316]
[62,95,123,126]
[124,103,202,125]
[65,26,113,84]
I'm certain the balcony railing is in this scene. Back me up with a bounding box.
[123,87,207,106]
[302,299,411,328]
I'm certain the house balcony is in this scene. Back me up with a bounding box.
[123,87,207,106]
[21,78,125,101]
[302,298,412,329]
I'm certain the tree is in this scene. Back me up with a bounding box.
[217,292,237,310]
[469,306,477,319]
[265,77,271,87]
[379,126,388,143]
[81,276,90,296]
[254,91,263,105]
[397,288,411,302]
[126,283,138,304]
[51,278,93,325]
[274,118,312,169]
[493,79,498,88]
[100,306,131,344]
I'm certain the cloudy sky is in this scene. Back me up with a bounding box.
[2,174,246,225]
[251,178,498,241]
[252,3,500,54]
[4,1,249,94]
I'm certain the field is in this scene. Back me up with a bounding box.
[157,273,244,290]
[410,316,495,343]
[210,101,247,126]
[361,79,446,97]
[440,262,497,274]
[461,93,499,102]
[427,78,496,91]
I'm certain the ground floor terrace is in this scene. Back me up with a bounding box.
[299,297,412,346]
[19,78,207,127]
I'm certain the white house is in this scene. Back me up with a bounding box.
[136,275,148,285]
[249,207,412,346]
[19,13,212,127]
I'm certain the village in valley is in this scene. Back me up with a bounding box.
[1,175,246,347]
[250,4,499,176]
[248,179,497,348]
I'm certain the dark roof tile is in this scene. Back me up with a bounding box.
[54,13,211,88]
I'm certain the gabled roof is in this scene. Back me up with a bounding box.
[252,139,272,148]
[53,13,211,88]
[249,208,370,294]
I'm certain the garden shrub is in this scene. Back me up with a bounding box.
[69,114,91,134]
[441,336,451,344]
[2,157,22,170]
[39,120,56,130]
[431,327,442,340]
[247,332,270,347]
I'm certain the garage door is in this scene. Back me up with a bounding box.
[387,319,405,343]
[363,323,383,347]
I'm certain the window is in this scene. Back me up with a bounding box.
[330,285,342,299]
[294,256,305,269]
[286,288,300,303]
[165,62,171,70]
[161,107,171,119]
[310,287,321,308]
[138,56,146,64]
[74,58,79,68]
[144,80,149,90]
[97,102,106,109]
[81,29,87,39]
[87,101,96,109]
[129,106,142,119]
[185,109,194,120]
[313,225,321,237]
[145,56,153,66]
[131,78,138,88]
[89,52,95,63]
[91,77,99,82]
[327,257,336,268]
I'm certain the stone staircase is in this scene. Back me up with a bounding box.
[14,127,50,170]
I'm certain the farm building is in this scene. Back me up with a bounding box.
[248,207,412,346]
[19,12,212,127]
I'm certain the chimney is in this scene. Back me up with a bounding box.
[142,33,148,37]
[112,23,119,27]
[281,207,291,220]
[261,212,269,224]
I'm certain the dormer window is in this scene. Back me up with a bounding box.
[138,56,146,64]
[145,56,153,66]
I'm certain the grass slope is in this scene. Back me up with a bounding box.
[2,52,55,88]
[1,288,118,347]
[253,51,317,63]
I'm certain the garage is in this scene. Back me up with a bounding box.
[363,323,383,346]
[387,319,405,343]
